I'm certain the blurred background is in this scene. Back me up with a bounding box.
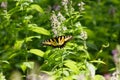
[0,0,120,80]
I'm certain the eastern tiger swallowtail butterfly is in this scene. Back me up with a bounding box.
[42,35,72,48]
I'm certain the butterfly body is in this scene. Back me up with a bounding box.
[42,35,72,48]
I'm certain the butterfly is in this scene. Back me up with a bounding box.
[42,35,72,48]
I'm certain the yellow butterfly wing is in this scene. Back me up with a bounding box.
[42,35,72,47]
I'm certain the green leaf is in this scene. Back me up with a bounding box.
[0,72,6,80]
[109,68,116,72]
[94,75,105,80]
[20,64,27,73]
[30,4,44,13]
[90,60,105,64]
[64,60,79,74]
[21,61,34,72]
[29,49,45,57]
[8,53,17,60]
[28,24,50,35]
[77,46,90,59]
[25,36,41,42]
[14,40,24,50]
[1,60,9,64]
[23,62,34,69]
[14,36,40,50]
[63,76,73,80]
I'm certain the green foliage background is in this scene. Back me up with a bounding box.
[0,0,120,80]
